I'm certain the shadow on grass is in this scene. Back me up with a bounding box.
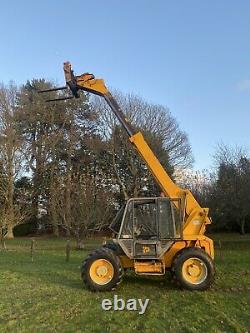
[122,273,179,291]
[0,250,180,292]
[4,238,249,293]
[30,267,179,292]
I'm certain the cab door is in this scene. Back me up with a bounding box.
[133,198,158,259]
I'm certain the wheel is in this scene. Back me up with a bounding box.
[81,248,123,291]
[172,247,215,291]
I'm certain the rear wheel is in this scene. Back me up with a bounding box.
[81,248,123,291]
[172,247,215,291]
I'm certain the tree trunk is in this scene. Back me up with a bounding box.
[32,143,44,222]
[1,237,6,250]
[65,228,71,238]
[5,224,14,239]
[49,181,59,237]
[112,138,128,200]
[32,172,40,222]
[52,221,59,237]
[76,236,85,250]
[65,155,72,233]
[240,218,246,235]
[5,155,15,239]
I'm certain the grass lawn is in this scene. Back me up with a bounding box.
[0,234,249,333]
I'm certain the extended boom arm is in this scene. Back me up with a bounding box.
[56,62,211,237]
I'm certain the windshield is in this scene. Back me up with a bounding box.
[109,205,125,234]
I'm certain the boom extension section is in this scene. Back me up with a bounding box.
[63,62,211,234]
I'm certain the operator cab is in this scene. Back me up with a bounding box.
[110,197,183,259]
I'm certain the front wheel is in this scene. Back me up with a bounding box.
[81,248,123,291]
[172,247,215,291]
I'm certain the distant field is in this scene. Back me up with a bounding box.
[0,234,249,333]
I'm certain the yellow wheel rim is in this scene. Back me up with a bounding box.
[89,259,114,285]
[182,258,207,285]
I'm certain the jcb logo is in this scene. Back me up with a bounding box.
[143,246,150,253]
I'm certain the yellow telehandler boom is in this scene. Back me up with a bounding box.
[39,62,215,291]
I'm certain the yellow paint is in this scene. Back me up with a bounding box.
[64,62,108,95]
[76,76,108,95]
[119,255,133,268]
[129,132,214,251]
[129,132,181,199]
[89,259,114,285]
[129,132,210,219]
[134,261,164,274]
[64,63,215,274]
[163,241,192,268]
[143,246,150,254]
[182,258,207,284]
[120,237,214,272]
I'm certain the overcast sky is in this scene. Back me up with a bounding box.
[1,1,250,170]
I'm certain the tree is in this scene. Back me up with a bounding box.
[16,78,114,245]
[174,168,214,207]
[53,168,115,249]
[210,144,250,234]
[5,80,194,243]
[16,79,61,225]
[48,99,113,247]
[0,83,27,239]
[92,92,193,200]
[16,79,92,236]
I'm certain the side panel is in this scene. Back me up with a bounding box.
[119,255,134,268]
[163,237,214,268]
[119,236,214,270]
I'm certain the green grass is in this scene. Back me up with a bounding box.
[0,234,249,333]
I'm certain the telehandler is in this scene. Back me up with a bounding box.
[40,62,215,291]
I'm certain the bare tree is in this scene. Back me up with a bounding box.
[91,92,193,199]
[0,83,27,238]
[93,92,193,169]
[213,143,247,168]
[51,170,114,249]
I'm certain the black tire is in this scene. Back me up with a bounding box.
[81,248,123,291]
[102,241,125,256]
[170,247,187,281]
[172,247,215,291]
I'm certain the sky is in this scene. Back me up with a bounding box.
[0,0,250,170]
